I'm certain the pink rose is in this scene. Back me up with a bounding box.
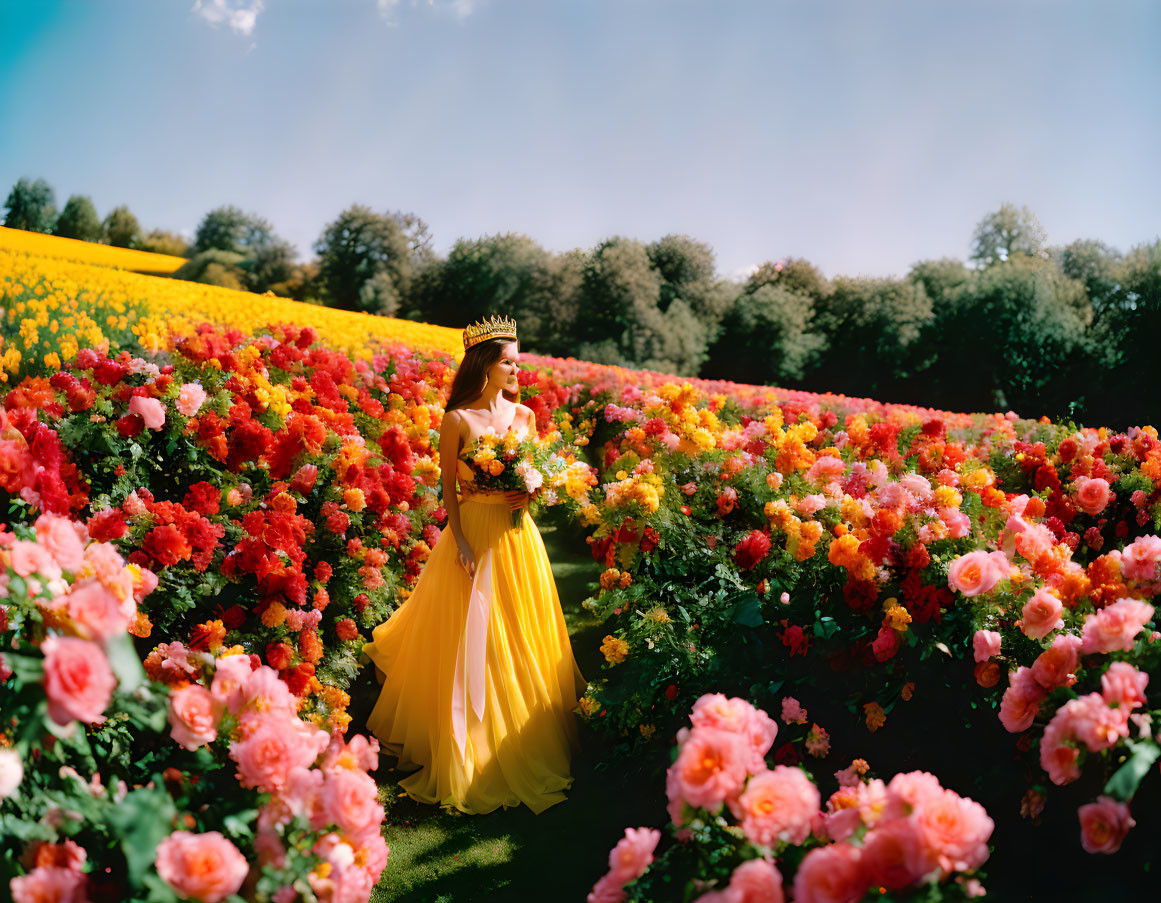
[667,727,749,815]
[10,867,87,903]
[781,697,808,725]
[230,713,329,792]
[998,666,1048,733]
[168,684,224,752]
[210,653,254,706]
[129,395,166,430]
[1121,535,1161,582]
[938,507,971,539]
[176,383,208,417]
[34,515,87,574]
[587,872,628,903]
[9,540,61,580]
[689,694,777,774]
[793,843,865,903]
[1031,633,1082,690]
[606,827,660,886]
[913,788,994,874]
[1101,661,1149,710]
[972,629,1002,663]
[322,768,384,841]
[64,579,131,643]
[1081,598,1154,654]
[155,830,249,903]
[1040,715,1082,785]
[0,748,23,799]
[728,765,820,847]
[724,858,784,903]
[1060,694,1129,752]
[947,551,1004,597]
[862,818,925,891]
[1020,589,1064,640]
[1078,796,1135,854]
[41,636,116,725]
[885,771,944,819]
[796,494,826,516]
[1074,476,1111,516]
[226,664,298,720]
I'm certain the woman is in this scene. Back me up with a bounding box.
[362,315,587,815]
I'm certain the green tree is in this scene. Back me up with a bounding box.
[1055,239,1123,321]
[102,204,141,248]
[4,177,58,233]
[193,205,256,255]
[745,257,832,302]
[970,203,1047,266]
[805,276,934,400]
[314,205,414,314]
[189,206,297,294]
[173,249,248,291]
[704,284,824,386]
[908,257,972,304]
[139,229,189,257]
[914,259,1088,415]
[574,237,709,375]
[51,195,102,242]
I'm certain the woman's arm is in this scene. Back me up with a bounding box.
[438,410,476,576]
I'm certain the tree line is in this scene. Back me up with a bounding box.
[5,176,1159,427]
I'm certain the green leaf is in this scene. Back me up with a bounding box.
[728,593,764,628]
[1104,740,1161,802]
[105,632,145,693]
[108,786,176,889]
[5,650,44,684]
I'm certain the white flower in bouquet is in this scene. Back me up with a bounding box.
[516,459,544,492]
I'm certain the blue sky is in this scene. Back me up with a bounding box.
[1,0,1158,279]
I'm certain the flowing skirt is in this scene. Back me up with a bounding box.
[362,494,587,814]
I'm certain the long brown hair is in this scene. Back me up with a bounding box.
[445,337,521,413]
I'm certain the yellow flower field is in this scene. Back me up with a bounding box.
[0,247,463,378]
[0,225,188,275]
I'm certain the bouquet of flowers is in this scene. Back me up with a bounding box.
[460,427,565,528]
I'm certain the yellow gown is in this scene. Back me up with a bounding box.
[362,451,587,814]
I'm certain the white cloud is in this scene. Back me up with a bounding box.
[192,0,265,37]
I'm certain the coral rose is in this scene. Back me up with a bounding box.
[155,830,249,903]
[667,727,749,815]
[41,636,116,725]
[606,826,660,886]
[998,666,1047,733]
[971,629,1001,664]
[168,684,224,751]
[129,395,166,430]
[231,713,329,792]
[912,788,993,874]
[862,818,925,891]
[1080,598,1154,654]
[10,867,87,903]
[729,765,820,846]
[322,768,384,840]
[1030,633,1082,690]
[793,843,865,903]
[1020,589,1064,640]
[1101,661,1149,710]
[1078,796,1135,854]
[1074,476,1111,516]
[947,551,1004,597]
[34,515,87,574]
[723,858,784,903]
[63,579,132,643]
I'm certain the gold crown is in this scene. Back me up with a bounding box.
[463,314,518,350]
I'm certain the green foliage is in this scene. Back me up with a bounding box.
[705,284,823,385]
[139,228,189,257]
[314,204,415,314]
[4,176,58,233]
[102,204,142,248]
[52,194,103,242]
[173,248,249,290]
[970,202,1047,266]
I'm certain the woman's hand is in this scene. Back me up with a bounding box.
[504,490,530,513]
[455,535,476,579]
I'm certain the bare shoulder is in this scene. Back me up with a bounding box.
[515,403,536,429]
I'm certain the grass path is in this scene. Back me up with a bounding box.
[354,510,662,902]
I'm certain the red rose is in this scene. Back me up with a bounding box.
[143,525,193,567]
[664,684,679,701]
[733,529,771,571]
[87,508,128,542]
[781,625,808,657]
[336,619,359,642]
[182,481,221,516]
[266,642,294,671]
[314,561,333,583]
[116,414,144,438]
